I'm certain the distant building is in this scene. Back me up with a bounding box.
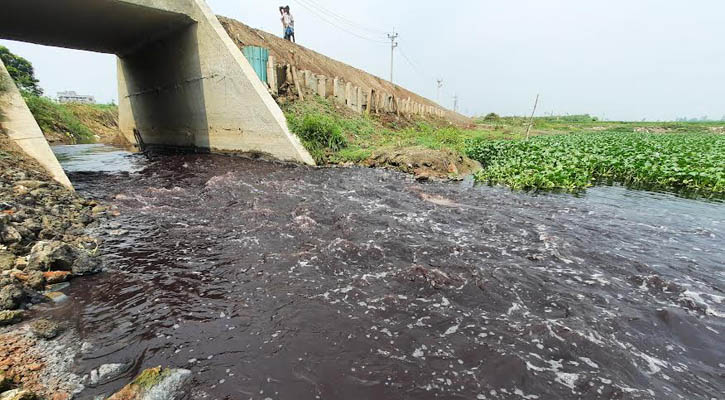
[57,91,95,104]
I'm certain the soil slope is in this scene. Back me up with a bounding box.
[218,16,471,126]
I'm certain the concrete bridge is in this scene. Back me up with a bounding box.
[0,0,314,189]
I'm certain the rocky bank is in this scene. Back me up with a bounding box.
[1,133,189,400]
[0,131,105,398]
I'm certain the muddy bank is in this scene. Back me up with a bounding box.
[364,147,481,180]
[0,133,104,397]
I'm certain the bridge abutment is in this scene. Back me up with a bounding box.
[1,0,314,188]
[117,0,314,164]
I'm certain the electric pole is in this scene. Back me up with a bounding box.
[453,94,458,112]
[436,79,443,103]
[387,29,399,83]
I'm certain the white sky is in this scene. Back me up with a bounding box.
[1,0,724,121]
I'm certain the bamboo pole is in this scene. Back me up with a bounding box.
[525,94,539,140]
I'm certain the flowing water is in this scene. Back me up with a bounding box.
[49,144,724,399]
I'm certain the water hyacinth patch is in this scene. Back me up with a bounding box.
[465,132,725,198]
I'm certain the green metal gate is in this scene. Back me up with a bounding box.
[242,46,269,83]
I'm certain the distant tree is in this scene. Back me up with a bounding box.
[483,112,500,121]
[0,46,43,96]
[721,115,725,122]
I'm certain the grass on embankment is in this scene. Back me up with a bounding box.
[22,94,118,144]
[282,96,497,164]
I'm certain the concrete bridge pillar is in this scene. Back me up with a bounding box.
[355,87,363,113]
[267,55,278,95]
[316,75,326,98]
[333,78,342,103]
[345,83,354,110]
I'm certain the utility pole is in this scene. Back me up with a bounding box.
[453,94,458,113]
[387,29,399,83]
[436,79,443,103]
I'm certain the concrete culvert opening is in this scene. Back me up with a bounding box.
[0,0,315,189]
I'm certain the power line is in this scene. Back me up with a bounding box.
[282,2,457,109]
[398,46,433,82]
[290,0,388,44]
[296,0,387,35]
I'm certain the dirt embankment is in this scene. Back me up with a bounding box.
[62,104,119,143]
[41,103,121,146]
[365,147,481,181]
[218,16,471,127]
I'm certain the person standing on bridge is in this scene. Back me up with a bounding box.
[280,5,295,43]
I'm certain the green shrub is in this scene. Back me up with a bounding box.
[22,94,95,143]
[287,111,347,162]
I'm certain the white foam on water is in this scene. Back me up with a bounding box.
[579,357,600,369]
[554,372,579,390]
[442,324,459,336]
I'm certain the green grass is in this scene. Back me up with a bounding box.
[22,93,96,143]
[465,132,725,197]
[283,97,503,163]
[284,97,352,162]
[373,122,501,154]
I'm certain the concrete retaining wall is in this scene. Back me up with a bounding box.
[266,65,446,119]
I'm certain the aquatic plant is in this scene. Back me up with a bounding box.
[465,132,725,197]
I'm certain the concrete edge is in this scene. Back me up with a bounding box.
[192,0,315,165]
[0,60,73,190]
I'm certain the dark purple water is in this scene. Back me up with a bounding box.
[52,145,724,399]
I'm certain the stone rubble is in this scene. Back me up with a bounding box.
[1,133,102,398]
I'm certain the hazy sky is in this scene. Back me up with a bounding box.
[1,0,724,121]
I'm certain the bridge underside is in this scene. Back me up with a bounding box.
[0,0,314,188]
